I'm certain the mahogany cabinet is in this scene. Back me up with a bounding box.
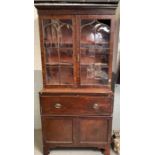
[35,0,119,155]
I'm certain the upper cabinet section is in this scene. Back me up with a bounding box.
[38,11,115,88]
[35,1,119,89]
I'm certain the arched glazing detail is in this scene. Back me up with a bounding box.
[80,19,111,85]
[42,19,74,85]
[43,19,73,48]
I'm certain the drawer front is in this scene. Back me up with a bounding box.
[40,96,113,115]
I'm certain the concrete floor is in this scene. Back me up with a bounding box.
[34,130,117,155]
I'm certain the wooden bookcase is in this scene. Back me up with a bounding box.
[35,1,119,155]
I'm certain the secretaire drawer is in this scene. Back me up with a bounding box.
[40,96,113,116]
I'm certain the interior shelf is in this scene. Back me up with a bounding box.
[45,47,73,50]
[80,44,109,49]
[46,62,73,66]
[81,47,109,49]
[80,63,108,67]
[44,43,73,48]
[81,42,109,44]
[80,55,109,64]
[80,48,109,55]
[80,77,109,85]
[46,58,73,64]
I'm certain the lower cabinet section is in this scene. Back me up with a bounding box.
[42,116,112,146]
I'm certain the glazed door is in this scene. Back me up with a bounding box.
[40,16,76,87]
[77,15,113,87]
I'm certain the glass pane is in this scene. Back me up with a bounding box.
[60,49,73,64]
[80,19,110,86]
[60,65,74,85]
[59,19,73,48]
[46,48,59,64]
[46,65,60,85]
[42,18,74,85]
[81,64,108,85]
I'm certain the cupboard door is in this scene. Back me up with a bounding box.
[40,16,76,86]
[78,15,113,86]
[42,117,73,144]
[78,117,111,144]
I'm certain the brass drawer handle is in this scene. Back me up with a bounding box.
[93,103,99,110]
[54,103,62,109]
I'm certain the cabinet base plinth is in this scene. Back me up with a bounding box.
[43,144,110,155]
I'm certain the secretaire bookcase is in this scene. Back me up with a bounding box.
[34,0,119,155]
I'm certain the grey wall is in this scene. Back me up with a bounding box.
[112,84,120,130]
[34,70,42,129]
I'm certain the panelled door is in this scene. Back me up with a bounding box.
[42,116,111,145]
[78,117,112,144]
